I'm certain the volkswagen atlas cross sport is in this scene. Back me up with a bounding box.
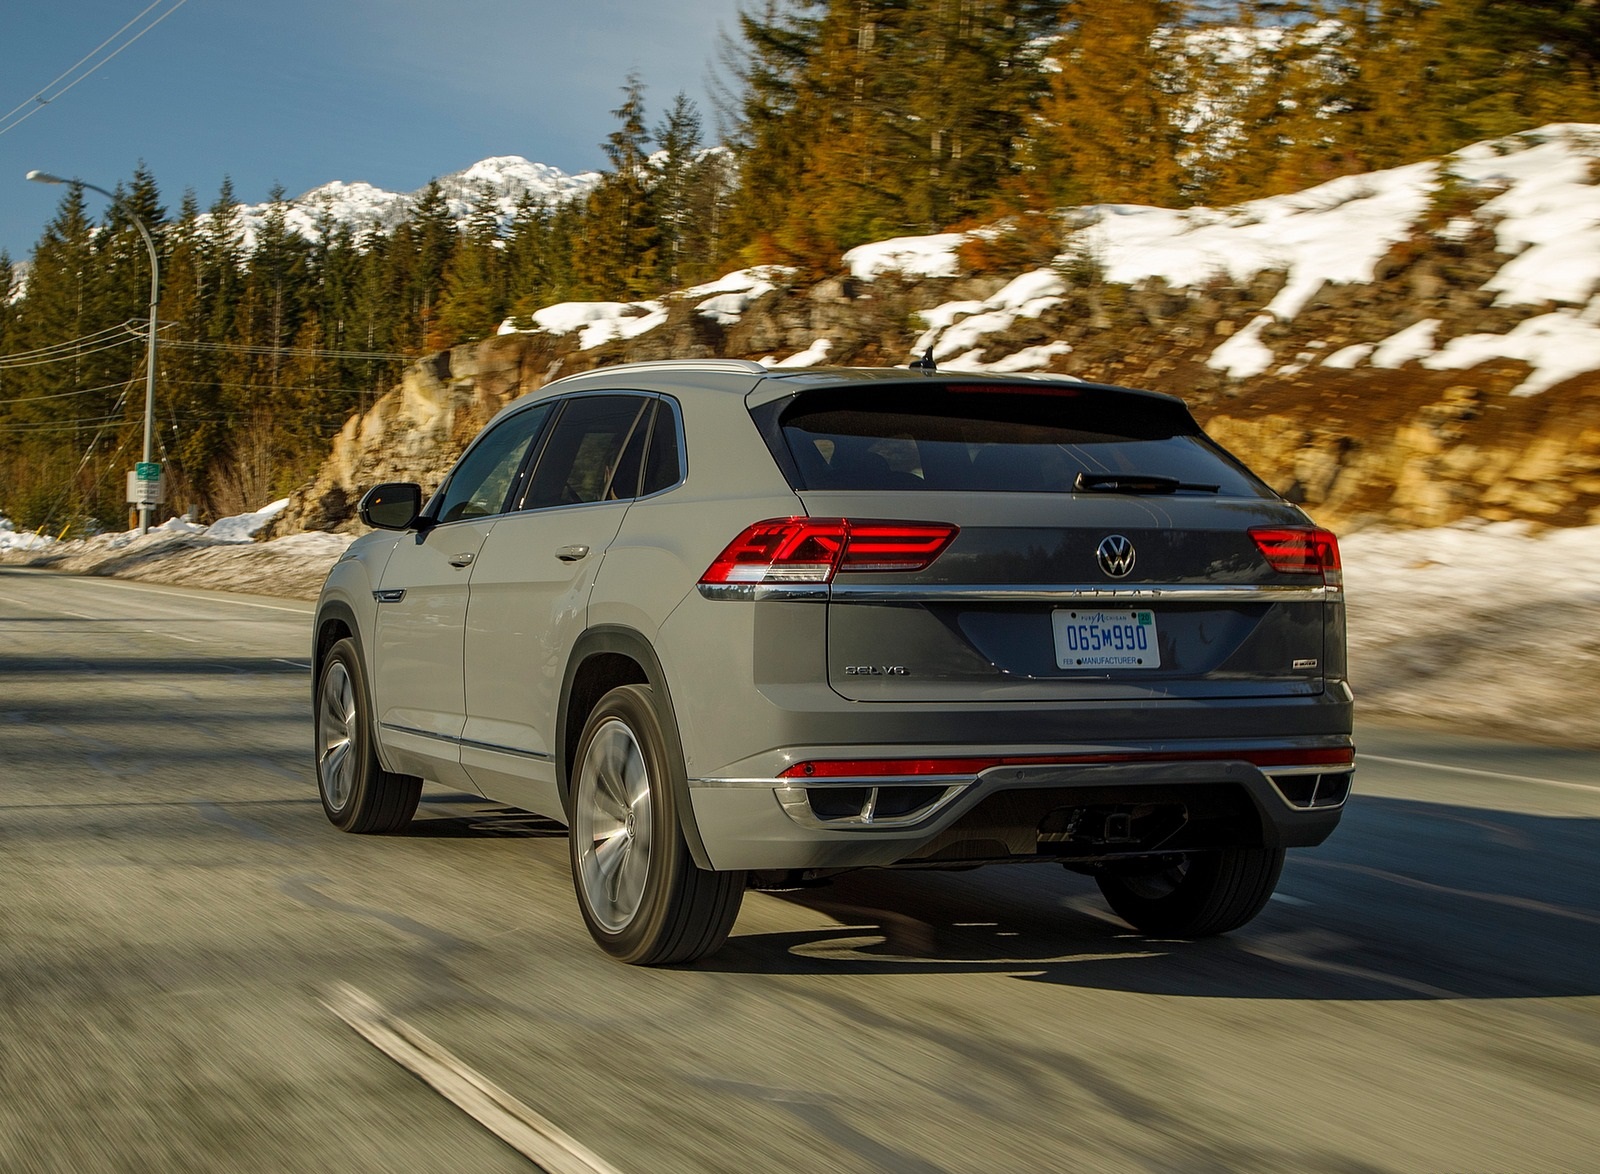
[312,359,1352,965]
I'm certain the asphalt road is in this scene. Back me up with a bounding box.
[2,565,1598,1174]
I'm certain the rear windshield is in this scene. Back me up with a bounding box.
[761,383,1272,497]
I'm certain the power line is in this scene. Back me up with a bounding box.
[0,323,135,363]
[0,377,136,405]
[0,413,132,434]
[0,334,142,370]
[162,338,414,362]
[0,1,191,139]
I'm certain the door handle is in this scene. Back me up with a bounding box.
[556,544,590,562]
[448,552,476,568]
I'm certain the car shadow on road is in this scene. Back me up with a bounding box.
[404,792,567,839]
[703,794,1600,1001]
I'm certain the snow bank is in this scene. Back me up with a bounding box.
[206,499,289,543]
[845,233,966,281]
[516,300,669,350]
[0,515,54,554]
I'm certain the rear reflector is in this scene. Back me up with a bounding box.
[1250,527,1342,585]
[700,518,957,585]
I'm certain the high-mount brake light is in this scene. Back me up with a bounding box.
[1250,527,1343,585]
[945,383,1081,397]
[700,518,958,585]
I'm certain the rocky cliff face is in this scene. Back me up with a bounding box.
[275,224,1600,538]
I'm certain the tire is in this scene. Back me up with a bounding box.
[315,637,422,833]
[1095,847,1285,938]
[569,684,744,965]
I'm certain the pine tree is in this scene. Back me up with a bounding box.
[653,92,706,288]
[1034,0,1188,207]
[573,74,661,299]
[720,1,829,265]
[434,182,507,348]
[409,181,460,346]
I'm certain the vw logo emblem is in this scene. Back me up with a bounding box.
[1096,534,1136,578]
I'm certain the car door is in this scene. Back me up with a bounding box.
[369,401,553,788]
[460,393,654,817]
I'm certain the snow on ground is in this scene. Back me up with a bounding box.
[1342,521,1600,747]
[5,511,1596,748]
[838,124,1600,382]
[520,300,669,351]
[844,233,967,281]
[486,126,1600,383]
[683,267,797,327]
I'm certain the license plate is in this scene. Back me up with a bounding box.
[1052,609,1161,669]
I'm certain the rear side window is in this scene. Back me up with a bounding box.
[765,383,1271,497]
[521,395,652,509]
[641,400,684,496]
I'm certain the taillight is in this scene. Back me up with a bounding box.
[700,518,958,585]
[1250,527,1342,585]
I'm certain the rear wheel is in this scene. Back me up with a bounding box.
[570,684,743,965]
[1095,847,1284,938]
[315,638,422,833]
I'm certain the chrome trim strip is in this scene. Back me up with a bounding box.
[372,589,406,603]
[775,781,969,830]
[828,583,1334,603]
[697,583,830,602]
[691,774,977,788]
[380,723,455,744]
[458,738,554,762]
[1262,764,1356,778]
[378,725,553,762]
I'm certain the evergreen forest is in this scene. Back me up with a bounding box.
[3,0,1597,531]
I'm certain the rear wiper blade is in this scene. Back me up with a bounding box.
[1074,472,1220,494]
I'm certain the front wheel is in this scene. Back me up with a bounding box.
[315,637,422,833]
[569,684,743,965]
[1095,847,1285,938]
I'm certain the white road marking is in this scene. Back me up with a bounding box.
[0,591,96,619]
[1304,859,1600,927]
[324,983,625,1174]
[53,576,313,615]
[1268,893,1309,906]
[147,629,202,643]
[274,658,311,669]
[1358,753,1600,794]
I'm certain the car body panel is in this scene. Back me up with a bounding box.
[460,500,630,814]
[314,361,1353,901]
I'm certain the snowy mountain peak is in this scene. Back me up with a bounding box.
[231,156,603,248]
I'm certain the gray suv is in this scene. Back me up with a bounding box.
[313,360,1352,964]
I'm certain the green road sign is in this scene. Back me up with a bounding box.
[135,461,161,481]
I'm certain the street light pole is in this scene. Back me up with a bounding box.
[27,169,162,535]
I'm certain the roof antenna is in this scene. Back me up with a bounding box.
[909,347,936,372]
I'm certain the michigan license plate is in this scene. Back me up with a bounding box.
[1052,609,1161,669]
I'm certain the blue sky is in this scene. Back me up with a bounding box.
[1,0,746,261]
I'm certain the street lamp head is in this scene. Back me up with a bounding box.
[26,170,70,185]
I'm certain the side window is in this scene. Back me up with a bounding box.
[521,395,652,510]
[641,399,684,496]
[434,404,553,524]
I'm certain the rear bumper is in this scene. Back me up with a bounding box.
[688,737,1352,871]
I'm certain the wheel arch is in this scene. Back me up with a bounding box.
[312,601,362,673]
[559,626,714,870]
[312,602,398,773]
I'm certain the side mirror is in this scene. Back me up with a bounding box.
[359,482,424,531]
